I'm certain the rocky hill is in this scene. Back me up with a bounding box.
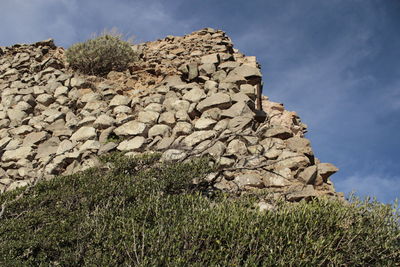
[0,28,343,202]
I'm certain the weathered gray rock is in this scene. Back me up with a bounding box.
[117,136,146,151]
[234,172,264,188]
[226,139,248,156]
[36,93,54,105]
[199,63,216,76]
[144,103,163,113]
[286,137,313,155]
[187,62,198,80]
[98,142,118,155]
[183,130,216,147]
[317,163,339,180]
[228,116,253,132]
[35,137,59,158]
[263,171,291,187]
[0,137,12,151]
[271,151,310,171]
[137,111,159,124]
[172,122,193,136]
[298,165,318,184]
[93,114,115,129]
[2,146,33,162]
[263,125,293,140]
[7,109,27,122]
[70,127,96,141]
[156,136,176,150]
[161,149,187,162]
[114,121,147,136]
[206,141,226,159]
[183,87,206,102]
[113,105,132,114]
[201,53,219,64]
[286,185,318,202]
[22,131,48,146]
[158,111,176,126]
[194,118,216,130]
[197,93,231,112]
[148,124,171,138]
[56,140,74,155]
[80,140,101,151]
[109,95,131,107]
[230,65,262,78]
[221,102,253,118]
[219,61,240,71]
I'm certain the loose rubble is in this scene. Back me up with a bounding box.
[0,28,343,202]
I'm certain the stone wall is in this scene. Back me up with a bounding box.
[0,28,343,202]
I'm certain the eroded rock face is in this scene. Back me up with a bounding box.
[0,29,342,202]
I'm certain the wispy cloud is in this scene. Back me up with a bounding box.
[335,172,400,203]
[0,0,193,47]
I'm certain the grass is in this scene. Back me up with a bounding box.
[0,153,399,266]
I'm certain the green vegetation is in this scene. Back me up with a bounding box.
[0,153,399,266]
[65,30,138,76]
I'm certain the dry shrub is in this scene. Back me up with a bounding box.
[65,29,138,76]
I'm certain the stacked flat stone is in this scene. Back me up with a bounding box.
[0,28,343,202]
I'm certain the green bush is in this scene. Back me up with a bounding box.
[0,154,399,266]
[65,31,138,76]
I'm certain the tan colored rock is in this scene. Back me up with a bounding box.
[159,111,176,126]
[172,122,193,136]
[298,165,318,184]
[286,185,318,202]
[197,93,231,112]
[144,103,163,113]
[109,95,131,107]
[56,140,74,155]
[286,137,313,155]
[161,149,187,162]
[183,130,216,147]
[22,131,48,146]
[7,109,27,122]
[230,65,262,78]
[36,137,60,158]
[117,136,146,151]
[221,102,253,118]
[79,140,101,151]
[114,121,147,136]
[70,127,96,141]
[271,151,310,170]
[93,114,115,129]
[263,125,293,140]
[183,87,207,102]
[148,124,171,138]
[36,93,54,105]
[234,172,264,188]
[187,62,198,80]
[263,173,291,187]
[200,53,219,64]
[317,163,339,181]
[2,146,33,162]
[226,139,248,156]
[228,116,253,132]
[194,118,216,130]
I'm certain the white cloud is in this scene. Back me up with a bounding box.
[0,0,193,47]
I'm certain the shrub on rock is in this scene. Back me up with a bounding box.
[65,31,138,76]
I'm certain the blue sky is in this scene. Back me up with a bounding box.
[1,0,399,203]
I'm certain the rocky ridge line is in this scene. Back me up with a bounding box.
[0,28,343,202]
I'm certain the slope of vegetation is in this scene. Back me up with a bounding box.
[0,153,399,266]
